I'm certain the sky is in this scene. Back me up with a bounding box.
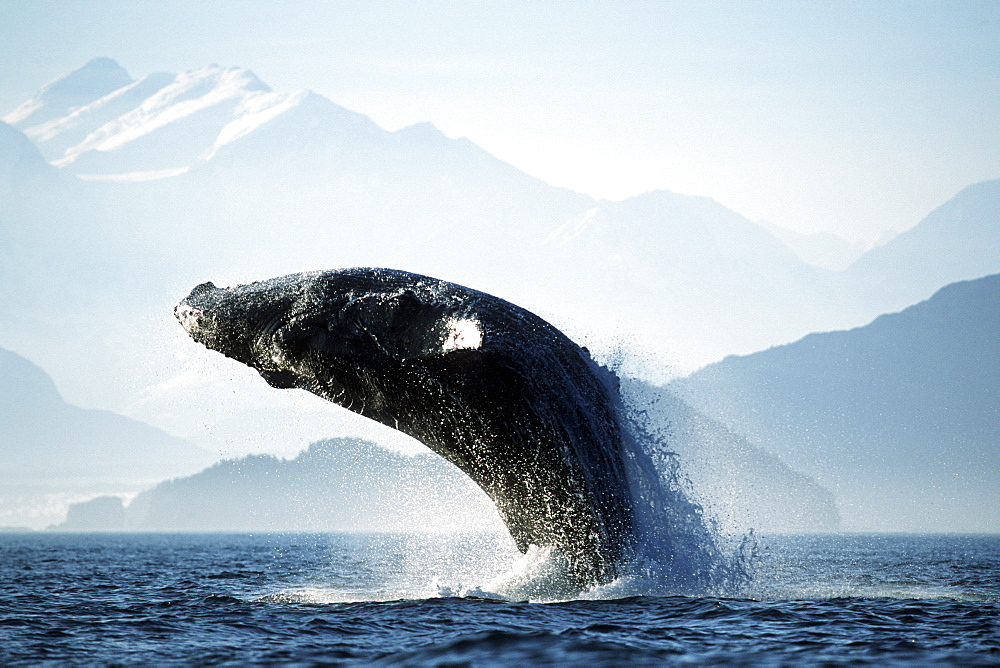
[2,0,998,243]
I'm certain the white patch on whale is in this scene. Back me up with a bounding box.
[441,317,482,352]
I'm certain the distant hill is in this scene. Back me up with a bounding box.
[54,438,504,533]
[55,397,840,535]
[0,346,213,482]
[758,220,870,271]
[0,346,215,529]
[528,191,837,365]
[620,379,839,534]
[0,121,64,204]
[670,275,1000,532]
[843,179,1000,315]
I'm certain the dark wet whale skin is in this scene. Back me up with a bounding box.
[176,267,635,587]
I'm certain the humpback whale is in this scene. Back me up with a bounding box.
[175,268,638,587]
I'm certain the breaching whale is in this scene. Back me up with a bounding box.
[175,268,637,587]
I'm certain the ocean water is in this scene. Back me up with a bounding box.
[1,532,997,665]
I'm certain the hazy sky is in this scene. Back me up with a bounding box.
[2,0,998,242]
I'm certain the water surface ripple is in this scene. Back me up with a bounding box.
[1,532,997,665]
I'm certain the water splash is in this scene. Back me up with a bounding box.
[414,391,758,603]
[614,389,758,597]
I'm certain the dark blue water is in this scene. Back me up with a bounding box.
[1,532,997,665]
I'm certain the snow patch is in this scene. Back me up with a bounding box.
[542,207,599,245]
[54,66,268,167]
[76,167,190,182]
[208,89,311,157]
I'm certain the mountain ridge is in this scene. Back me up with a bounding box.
[0,346,215,482]
[0,346,218,529]
[53,410,841,535]
[3,57,132,129]
[3,59,997,392]
[669,274,1000,532]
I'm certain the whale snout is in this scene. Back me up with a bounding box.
[174,301,203,334]
[175,282,219,335]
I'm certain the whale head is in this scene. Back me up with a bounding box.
[175,277,301,378]
[175,268,488,394]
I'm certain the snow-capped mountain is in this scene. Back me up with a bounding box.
[24,72,177,164]
[9,63,291,177]
[3,57,132,130]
